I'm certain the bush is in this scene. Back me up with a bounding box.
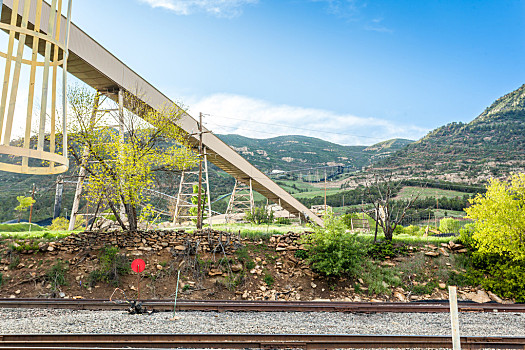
[275,217,291,225]
[47,217,69,231]
[302,213,366,277]
[245,207,274,225]
[368,241,409,260]
[0,272,3,288]
[439,218,462,233]
[458,223,475,248]
[263,273,275,287]
[470,251,525,302]
[46,260,68,291]
[88,246,130,287]
[465,174,525,260]
[404,225,423,236]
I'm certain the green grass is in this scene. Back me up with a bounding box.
[292,188,340,199]
[213,223,308,240]
[357,233,455,245]
[0,223,44,232]
[396,186,470,200]
[0,230,71,240]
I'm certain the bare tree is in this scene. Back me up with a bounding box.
[365,173,420,241]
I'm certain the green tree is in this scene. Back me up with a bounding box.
[189,185,208,224]
[14,196,35,223]
[465,173,525,261]
[68,87,199,231]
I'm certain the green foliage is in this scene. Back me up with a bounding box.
[367,241,409,260]
[469,251,525,302]
[294,249,308,260]
[361,262,402,296]
[466,174,525,260]
[68,87,199,231]
[0,223,44,232]
[302,213,366,277]
[0,272,3,288]
[275,217,291,225]
[14,196,35,222]
[47,217,69,231]
[189,185,208,224]
[245,207,274,225]
[439,218,462,233]
[458,223,476,248]
[88,246,130,287]
[46,260,68,291]
[263,273,275,287]
[15,196,35,213]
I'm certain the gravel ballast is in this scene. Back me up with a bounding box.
[0,308,524,336]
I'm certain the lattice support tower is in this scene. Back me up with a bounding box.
[172,150,212,225]
[226,178,254,223]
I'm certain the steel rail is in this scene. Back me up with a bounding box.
[1,334,524,349]
[0,298,523,313]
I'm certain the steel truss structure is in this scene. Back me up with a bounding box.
[0,0,323,226]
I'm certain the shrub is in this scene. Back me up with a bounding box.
[368,241,409,261]
[263,273,275,287]
[0,272,3,288]
[88,246,130,287]
[302,213,366,277]
[47,217,69,231]
[275,217,291,225]
[245,207,274,225]
[465,174,525,260]
[439,218,462,233]
[46,260,68,291]
[470,251,525,302]
[294,249,308,260]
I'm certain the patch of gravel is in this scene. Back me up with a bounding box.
[0,308,524,336]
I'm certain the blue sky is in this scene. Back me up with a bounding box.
[70,0,525,145]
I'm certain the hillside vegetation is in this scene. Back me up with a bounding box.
[372,84,525,182]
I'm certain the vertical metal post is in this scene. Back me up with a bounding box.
[69,92,100,230]
[28,183,35,223]
[197,113,203,230]
[449,286,461,350]
[204,148,212,227]
[53,175,64,219]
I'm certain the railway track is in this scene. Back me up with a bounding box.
[0,298,523,313]
[0,334,524,349]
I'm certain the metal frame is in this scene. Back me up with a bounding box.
[0,0,72,174]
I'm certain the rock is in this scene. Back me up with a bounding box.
[487,291,503,303]
[59,292,66,298]
[425,251,439,257]
[455,248,468,254]
[468,290,491,303]
[208,269,223,276]
[231,264,243,272]
[439,248,449,257]
[174,245,186,251]
[393,292,405,301]
[438,283,447,289]
[47,246,54,252]
[15,290,20,295]
[242,291,249,299]
[311,282,317,289]
[9,295,15,299]
[276,247,287,251]
[382,281,389,288]
[358,278,364,284]
[156,264,163,270]
[260,285,267,292]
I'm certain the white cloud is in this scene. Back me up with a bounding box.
[139,0,258,18]
[185,93,428,146]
